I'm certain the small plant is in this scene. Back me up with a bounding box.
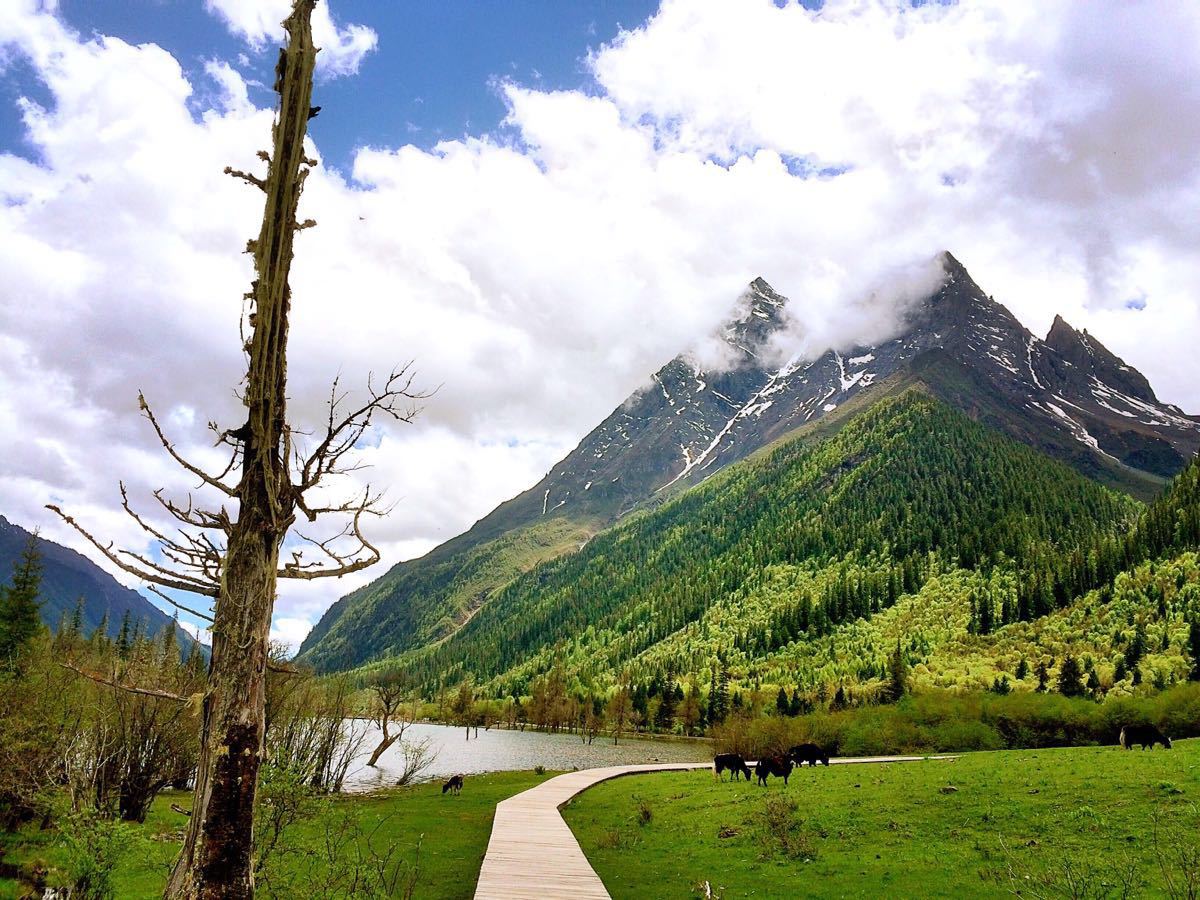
[634,795,653,826]
[750,795,817,861]
[534,765,546,775]
[1153,806,1200,900]
[58,807,138,900]
[596,827,638,850]
[999,836,1141,900]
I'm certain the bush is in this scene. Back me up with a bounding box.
[749,795,817,861]
[58,807,138,900]
[715,684,1200,758]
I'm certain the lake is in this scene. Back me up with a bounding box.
[342,721,711,792]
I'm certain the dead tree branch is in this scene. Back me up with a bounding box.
[139,392,238,497]
[146,585,215,625]
[224,166,266,191]
[60,661,193,704]
[279,503,382,580]
[45,505,220,598]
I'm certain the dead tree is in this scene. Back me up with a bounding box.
[365,670,414,767]
[48,3,421,897]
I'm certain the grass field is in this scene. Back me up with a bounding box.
[0,770,551,899]
[563,741,1200,899]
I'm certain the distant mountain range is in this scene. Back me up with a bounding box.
[297,253,1200,676]
[0,514,203,652]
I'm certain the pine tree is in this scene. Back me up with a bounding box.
[0,536,44,668]
[1188,619,1200,682]
[775,687,789,716]
[116,610,133,659]
[977,593,993,635]
[1114,657,1128,683]
[1086,670,1102,696]
[1015,658,1029,680]
[1124,623,1147,670]
[67,597,85,641]
[1035,661,1050,692]
[1057,655,1083,696]
[886,640,909,702]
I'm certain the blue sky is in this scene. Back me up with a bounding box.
[2,1,664,172]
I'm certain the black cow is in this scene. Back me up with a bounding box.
[442,773,465,794]
[713,753,753,782]
[1119,724,1172,750]
[755,755,793,786]
[787,743,830,767]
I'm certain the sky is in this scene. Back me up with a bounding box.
[1,0,1199,652]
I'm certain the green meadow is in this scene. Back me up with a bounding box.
[564,741,1200,899]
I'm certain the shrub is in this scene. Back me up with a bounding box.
[58,807,138,900]
[750,795,817,861]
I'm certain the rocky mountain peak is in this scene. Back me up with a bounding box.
[1043,313,1157,404]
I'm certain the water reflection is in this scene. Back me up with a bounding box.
[342,721,710,792]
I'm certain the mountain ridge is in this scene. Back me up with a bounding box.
[0,514,203,652]
[297,254,1199,670]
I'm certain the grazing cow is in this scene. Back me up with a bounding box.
[755,755,793,786]
[442,773,465,795]
[1119,724,1172,750]
[787,743,830,767]
[713,753,753,782]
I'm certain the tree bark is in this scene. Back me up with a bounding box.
[164,4,317,897]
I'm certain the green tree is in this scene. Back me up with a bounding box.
[0,535,44,669]
[775,687,789,716]
[1035,661,1050,692]
[1057,654,1084,697]
[1015,658,1029,680]
[1187,619,1200,682]
[886,640,909,702]
[1124,623,1147,670]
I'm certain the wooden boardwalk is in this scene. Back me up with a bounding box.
[474,754,955,899]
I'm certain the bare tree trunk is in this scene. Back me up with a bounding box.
[366,719,398,768]
[165,4,316,897]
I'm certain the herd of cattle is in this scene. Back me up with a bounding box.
[715,725,1174,786]
[713,743,830,786]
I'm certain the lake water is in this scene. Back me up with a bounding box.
[342,721,711,792]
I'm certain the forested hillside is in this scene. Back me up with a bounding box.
[390,391,1146,694]
[0,515,200,653]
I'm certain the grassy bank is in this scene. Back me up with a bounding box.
[0,770,552,899]
[564,740,1200,899]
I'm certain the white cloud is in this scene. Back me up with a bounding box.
[203,0,377,78]
[1,0,1198,647]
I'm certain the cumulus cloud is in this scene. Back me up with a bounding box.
[1,0,1198,651]
[203,0,377,77]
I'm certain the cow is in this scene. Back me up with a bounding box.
[755,755,793,786]
[713,753,753,782]
[787,743,830,767]
[442,773,465,795]
[1119,724,1172,750]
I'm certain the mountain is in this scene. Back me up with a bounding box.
[297,253,1200,671]
[395,391,1143,693]
[0,514,202,651]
